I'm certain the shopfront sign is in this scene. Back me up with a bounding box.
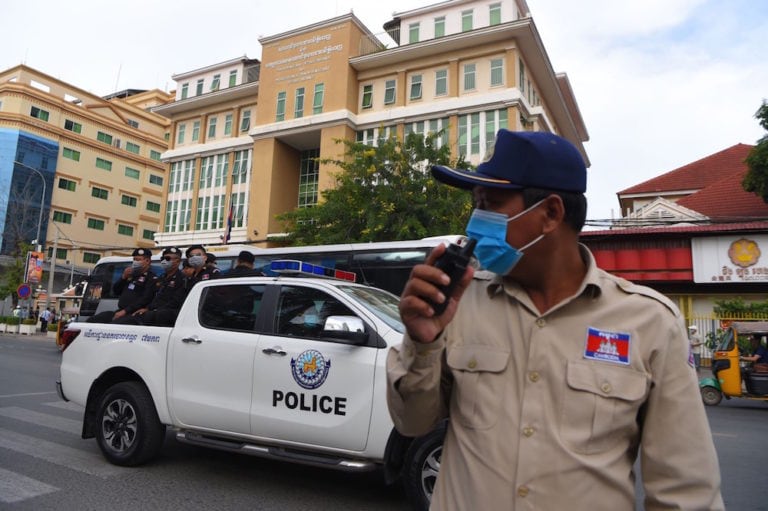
[692,235,768,283]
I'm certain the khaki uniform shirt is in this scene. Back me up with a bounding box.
[387,246,723,511]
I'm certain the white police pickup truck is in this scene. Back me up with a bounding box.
[57,261,443,510]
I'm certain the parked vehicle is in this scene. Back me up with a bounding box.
[57,261,448,510]
[700,321,768,405]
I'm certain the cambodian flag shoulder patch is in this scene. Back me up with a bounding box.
[584,327,631,365]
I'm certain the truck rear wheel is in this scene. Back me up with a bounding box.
[701,385,722,406]
[95,381,165,466]
[402,426,446,511]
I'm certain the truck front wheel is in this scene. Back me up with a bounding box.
[95,381,165,466]
[701,385,722,406]
[402,426,446,511]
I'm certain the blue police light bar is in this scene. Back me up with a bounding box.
[269,260,356,282]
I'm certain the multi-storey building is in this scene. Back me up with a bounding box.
[152,56,260,247]
[0,65,171,270]
[155,0,588,247]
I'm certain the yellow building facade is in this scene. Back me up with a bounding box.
[156,0,589,247]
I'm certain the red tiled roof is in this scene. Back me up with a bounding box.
[677,168,768,219]
[581,221,768,238]
[618,144,754,195]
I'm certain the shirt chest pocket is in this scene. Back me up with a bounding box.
[560,360,650,454]
[447,345,511,430]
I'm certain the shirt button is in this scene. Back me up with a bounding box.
[601,382,612,393]
[523,426,535,437]
[536,318,546,327]
[518,486,529,497]
[528,371,540,382]
[468,358,477,369]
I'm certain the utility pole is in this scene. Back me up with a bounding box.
[44,228,58,312]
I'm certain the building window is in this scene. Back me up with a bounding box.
[196,79,204,96]
[276,91,286,121]
[489,3,501,25]
[58,178,76,191]
[181,83,189,99]
[91,187,108,200]
[96,131,113,145]
[53,211,72,224]
[224,114,233,136]
[142,229,155,241]
[117,224,134,236]
[463,63,476,91]
[149,174,163,186]
[490,58,504,86]
[210,74,221,91]
[409,23,420,43]
[64,119,82,133]
[361,85,373,109]
[410,74,422,100]
[240,110,251,132]
[127,119,139,129]
[121,194,138,207]
[434,16,445,38]
[87,218,105,230]
[435,69,447,96]
[519,59,526,94]
[195,194,226,230]
[95,158,112,171]
[177,123,186,144]
[298,149,319,208]
[295,87,305,118]
[30,106,49,122]
[232,149,251,185]
[384,80,396,105]
[191,120,200,141]
[125,167,140,180]
[48,247,68,260]
[230,191,246,228]
[458,109,507,157]
[199,156,214,189]
[207,117,217,139]
[462,10,473,31]
[214,154,228,187]
[229,70,238,87]
[62,148,80,161]
[83,252,100,264]
[312,83,324,114]
[126,142,140,154]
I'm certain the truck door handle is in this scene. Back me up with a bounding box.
[181,337,202,344]
[262,347,287,356]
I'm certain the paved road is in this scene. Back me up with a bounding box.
[2,332,767,510]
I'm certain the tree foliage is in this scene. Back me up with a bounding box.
[0,241,30,307]
[742,100,768,203]
[277,132,474,245]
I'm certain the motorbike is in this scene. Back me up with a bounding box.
[699,321,768,406]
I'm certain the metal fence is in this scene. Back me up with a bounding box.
[687,313,768,367]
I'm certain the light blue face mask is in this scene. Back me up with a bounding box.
[465,200,545,275]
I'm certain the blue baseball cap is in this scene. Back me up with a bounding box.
[431,129,586,193]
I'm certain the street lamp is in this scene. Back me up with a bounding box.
[13,160,46,252]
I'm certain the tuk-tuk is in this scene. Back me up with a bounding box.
[700,321,768,406]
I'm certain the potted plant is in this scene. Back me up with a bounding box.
[0,316,7,333]
[20,318,37,335]
[6,316,20,334]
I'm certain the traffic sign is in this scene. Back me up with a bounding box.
[17,284,31,299]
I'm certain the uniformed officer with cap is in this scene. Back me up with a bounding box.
[387,129,723,510]
[113,247,187,327]
[88,248,157,323]
[184,244,220,289]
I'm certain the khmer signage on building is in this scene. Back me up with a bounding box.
[692,236,768,283]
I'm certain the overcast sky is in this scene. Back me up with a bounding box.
[3,0,766,223]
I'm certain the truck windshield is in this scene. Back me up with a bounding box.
[337,285,404,334]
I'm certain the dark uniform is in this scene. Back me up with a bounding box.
[88,248,157,323]
[113,247,187,326]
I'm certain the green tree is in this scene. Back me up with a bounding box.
[742,100,768,203]
[0,241,31,307]
[278,131,473,245]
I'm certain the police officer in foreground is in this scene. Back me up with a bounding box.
[113,247,187,327]
[88,248,157,323]
[226,250,264,277]
[387,130,723,510]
